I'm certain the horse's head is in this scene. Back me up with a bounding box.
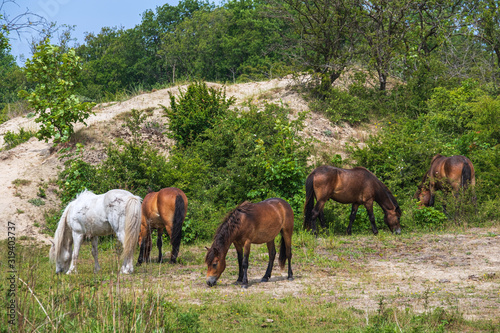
[384,207,402,235]
[205,246,226,287]
[49,240,72,274]
[414,186,431,208]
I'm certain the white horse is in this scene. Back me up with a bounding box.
[49,189,142,274]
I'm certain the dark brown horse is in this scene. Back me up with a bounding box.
[414,154,475,209]
[137,187,188,265]
[304,165,402,235]
[205,198,294,289]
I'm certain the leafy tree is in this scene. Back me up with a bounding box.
[19,40,94,144]
[270,0,358,85]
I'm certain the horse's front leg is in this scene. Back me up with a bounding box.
[347,204,359,235]
[67,233,83,274]
[365,202,378,235]
[429,182,436,207]
[241,241,252,288]
[157,229,163,263]
[91,236,101,273]
[261,240,276,282]
[234,243,244,284]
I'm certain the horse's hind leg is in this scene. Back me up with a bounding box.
[157,229,163,263]
[311,200,327,235]
[67,233,83,274]
[91,236,101,273]
[261,240,276,282]
[347,204,359,235]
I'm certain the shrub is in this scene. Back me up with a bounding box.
[163,81,235,147]
[2,128,36,149]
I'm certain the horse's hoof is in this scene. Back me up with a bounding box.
[260,277,269,282]
[241,284,249,289]
[288,277,294,281]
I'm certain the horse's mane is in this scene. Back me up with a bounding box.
[50,190,94,262]
[365,169,401,215]
[50,202,72,262]
[205,201,253,263]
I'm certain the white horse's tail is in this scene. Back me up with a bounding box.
[49,204,72,262]
[122,195,142,262]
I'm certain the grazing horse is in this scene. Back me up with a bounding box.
[49,189,142,274]
[205,198,294,289]
[137,187,187,265]
[304,165,402,235]
[414,154,475,209]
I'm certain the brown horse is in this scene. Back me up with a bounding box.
[414,154,475,210]
[304,165,402,235]
[137,187,188,265]
[205,198,294,289]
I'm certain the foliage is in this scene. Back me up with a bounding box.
[2,128,36,149]
[163,82,235,147]
[347,80,500,228]
[309,85,371,125]
[412,204,448,229]
[18,40,95,144]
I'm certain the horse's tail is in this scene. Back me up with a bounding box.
[461,160,472,189]
[122,195,142,262]
[303,173,315,230]
[49,203,72,262]
[170,193,186,261]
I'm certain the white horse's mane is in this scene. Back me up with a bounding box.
[50,189,94,262]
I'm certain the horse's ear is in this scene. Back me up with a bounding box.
[50,240,55,246]
[205,246,209,251]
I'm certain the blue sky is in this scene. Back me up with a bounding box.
[6,0,179,65]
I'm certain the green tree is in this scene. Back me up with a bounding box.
[270,0,358,85]
[19,40,94,144]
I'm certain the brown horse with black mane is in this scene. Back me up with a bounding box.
[414,154,475,209]
[205,198,294,289]
[304,165,402,235]
[137,187,188,265]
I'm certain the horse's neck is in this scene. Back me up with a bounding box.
[214,222,238,255]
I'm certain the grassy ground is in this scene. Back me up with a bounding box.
[1,228,499,332]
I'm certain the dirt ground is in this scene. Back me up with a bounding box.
[1,78,498,322]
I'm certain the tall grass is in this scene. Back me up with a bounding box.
[2,231,498,332]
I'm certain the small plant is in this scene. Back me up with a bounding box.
[3,128,36,149]
[37,187,46,198]
[28,198,45,206]
[12,179,31,186]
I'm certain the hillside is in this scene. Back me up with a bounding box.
[0,77,372,244]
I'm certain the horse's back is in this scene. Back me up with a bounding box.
[240,198,293,243]
[314,166,381,204]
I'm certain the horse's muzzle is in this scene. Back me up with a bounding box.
[393,228,401,235]
[206,276,218,287]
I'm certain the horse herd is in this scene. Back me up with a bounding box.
[49,154,475,288]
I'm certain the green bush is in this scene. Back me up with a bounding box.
[163,82,235,147]
[2,128,36,149]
